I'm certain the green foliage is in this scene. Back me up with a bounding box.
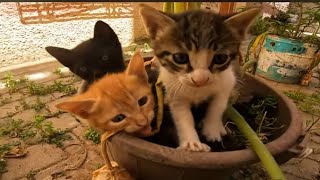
[0,141,21,158]
[250,17,271,36]
[27,82,47,95]
[33,115,71,147]
[2,73,28,93]
[284,90,320,117]
[50,81,77,96]
[53,68,66,78]
[0,158,7,173]
[250,3,320,46]
[84,128,101,144]
[94,163,103,170]
[229,95,281,148]
[0,115,71,148]
[32,97,46,111]
[0,141,21,173]
[27,80,77,96]
[19,97,47,112]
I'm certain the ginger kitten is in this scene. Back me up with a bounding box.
[55,51,155,136]
[140,5,260,151]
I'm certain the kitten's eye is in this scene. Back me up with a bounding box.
[112,114,126,122]
[80,66,87,72]
[172,53,189,64]
[102,55,109,61]
[212,54,228,65]
[138,96,148,106]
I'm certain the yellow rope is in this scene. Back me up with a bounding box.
[93,130,134,180]
[150,79,164,135]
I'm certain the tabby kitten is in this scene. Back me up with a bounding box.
[45,20,125,93]
[55,51,155,136]
[140,5,260,151]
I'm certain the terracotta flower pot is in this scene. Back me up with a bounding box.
[106,58,307,180]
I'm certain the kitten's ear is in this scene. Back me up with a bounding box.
[45,46,73,67]
[126,50,148,82]
[224,8,261,39]
[55,98,96,119]
[139,4,176,40]
[94,20,119,42]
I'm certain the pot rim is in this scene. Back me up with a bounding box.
[109,72,303,169]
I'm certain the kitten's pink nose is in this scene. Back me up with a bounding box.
[191,77,209,86]
[191,70,210,86]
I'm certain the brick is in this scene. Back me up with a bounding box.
[282,159,319,180]
[0,92,24,104]
[35,141,88,180]
[23,95,55,105]
[307,154,320,163]
[47,113,80,130]
[12,109,37,121]
[83,150,105,172]
[56,168,91,180]
[1,144,67,179]
[0,101,21,118]
[299,159,319,179]
[309,141,320,154]
[62,133,82,146]
[46,97,72,113]
[284,173,307,180]
[311,135,320,144]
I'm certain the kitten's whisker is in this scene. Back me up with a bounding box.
[174,81,183,97]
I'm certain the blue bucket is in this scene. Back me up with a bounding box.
[256,35,318,84]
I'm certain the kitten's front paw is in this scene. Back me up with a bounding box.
[177,141,211,152]
[202,121,227,142]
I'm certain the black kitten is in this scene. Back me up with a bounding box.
[45,20,125,93]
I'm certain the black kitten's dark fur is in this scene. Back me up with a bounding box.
[46,20,125,91]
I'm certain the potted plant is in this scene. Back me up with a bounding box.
[243,3,320,84]
[106,67,306,180]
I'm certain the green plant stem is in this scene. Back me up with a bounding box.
[163,2,173,13]
[293,3,303,39]
[241,59,257,77]
[299,17,314,37]
[187,2,201,10]
[312,23,320,36]
[226,105,286,180]
[173,2,185,13]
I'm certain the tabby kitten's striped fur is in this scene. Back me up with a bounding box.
[140,5,260,152]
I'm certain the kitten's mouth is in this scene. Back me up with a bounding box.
[186,81,211,88]
[135,125,152,137]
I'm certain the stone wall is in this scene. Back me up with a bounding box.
[0,2,133,68]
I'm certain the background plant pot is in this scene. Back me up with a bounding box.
[106,71,306,180]
[256,34,319,84]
